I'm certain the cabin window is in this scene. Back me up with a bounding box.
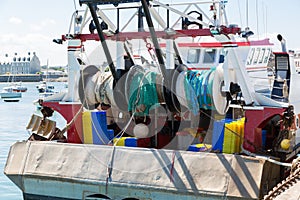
[263,48,271,64]
[258,48,265,64]
[277,70,287,80]
[253,48,261,64]
[203,49,216,63]
[247,48,255,65]
[276,56,289,80]
[187,49,200,63]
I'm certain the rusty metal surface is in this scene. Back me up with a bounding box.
[264,157,300,200]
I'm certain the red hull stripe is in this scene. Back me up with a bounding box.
[246,66,268,70]
[68,46,82,49]
[62,29,213,42]
[161,39,273,48]
[187,66,267,71]
[187,68,212,70]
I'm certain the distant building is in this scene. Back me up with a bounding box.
[0,52,41,74]
[293,51,300,72]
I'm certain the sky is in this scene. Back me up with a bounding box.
[0,0,300,66]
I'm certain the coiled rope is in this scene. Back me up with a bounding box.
[185,68,216,111]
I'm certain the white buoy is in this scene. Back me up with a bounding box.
[133,123,149,138]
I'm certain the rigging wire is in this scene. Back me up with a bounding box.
[37,0,293,170]
[262,1,266,38]
[256,0,259,39]
[246,0,249,28]
[237,0,243,28]
[73,0,77,11]
[265,4,268,38]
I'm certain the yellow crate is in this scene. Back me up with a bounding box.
[223,119,245,154]
[82,111,93,144]
[223,123,234,154]
[113,137,128,146]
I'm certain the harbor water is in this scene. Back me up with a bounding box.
[0,82,66,199]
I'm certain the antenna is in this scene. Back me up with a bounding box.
[262,1,267,38]
[73,0,77,10]
[237,0,243,28]
[246,0,249,29]
[256,0,259,39]
[265,5,268,38]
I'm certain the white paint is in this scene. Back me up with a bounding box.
[116,41,124,70]
[62,39,81,102]
[166,39,174,69]
[5,141,272,200]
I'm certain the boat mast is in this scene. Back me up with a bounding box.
[86,3,118,82]
[46,59,49,83]
[246,0,249,29]
[140,0,168,86]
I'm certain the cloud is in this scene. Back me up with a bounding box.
[30,18,57,32]
[0,32,67,66]
[9,17,22,25]
[30,24,42,32]
[41,18,56,26]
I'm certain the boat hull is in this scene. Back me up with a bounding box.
[0,92,22,99]
[3,98,20,102]
[12,88,27,92]
[5,141,280,200]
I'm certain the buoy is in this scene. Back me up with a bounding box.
[133,123,149,138]
[280,139,290,150]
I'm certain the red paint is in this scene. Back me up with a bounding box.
[42,102,83,144]
[68,46,82,49]
[161,39,273,48]
[62,29,213,42]
[187,66,267,71]
[137,138,151,148]
[246,66,268,70]
[187,67,211,70]
[273,52,289,55]
[243,107,285,152]
[220,26,241,35]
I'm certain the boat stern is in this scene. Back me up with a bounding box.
[4,141,281,199]
[4,141,30,192]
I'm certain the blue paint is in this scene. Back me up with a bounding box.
[89,111,114,145]
[212,120,225,152]
[125,137,138,147]
[262,130,267,148]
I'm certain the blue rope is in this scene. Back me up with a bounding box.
[185,68,216,111]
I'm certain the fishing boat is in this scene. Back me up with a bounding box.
[4,0,300,199]
[0,72,24,101]
[11,82,28,92]
[36,60,55,94]
[0,86,22,102]
[36,81,55,93]
[35,81,56,107]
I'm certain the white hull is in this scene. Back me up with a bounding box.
[5,141,280,200]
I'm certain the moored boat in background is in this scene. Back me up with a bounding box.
[11,82,27,92]
[36,81,55,93]
[0,86,22,102]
